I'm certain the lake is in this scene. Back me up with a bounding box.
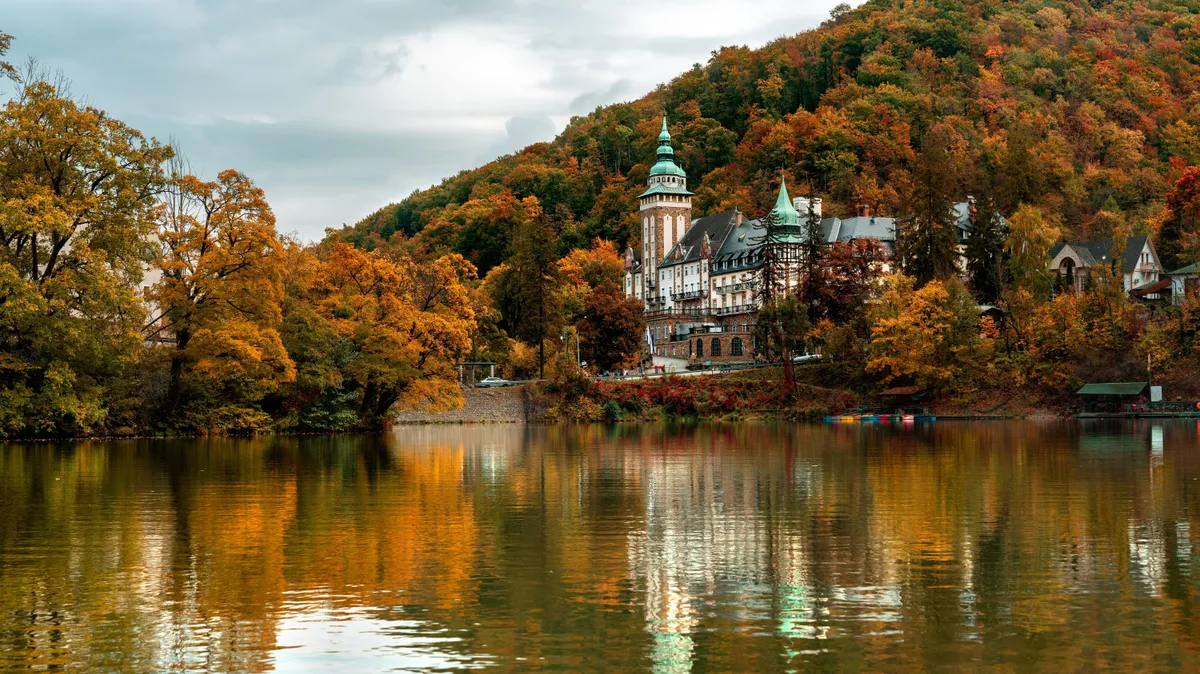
[2,421,1199,671]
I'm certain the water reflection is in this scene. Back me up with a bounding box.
[2,421,1200,671]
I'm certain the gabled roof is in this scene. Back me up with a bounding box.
[711,215,767,272]
[659,210,740,267]
[1169,262,1200,276]
[1048,236,1152,274]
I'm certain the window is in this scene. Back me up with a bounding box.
[695,339,704,358]
[731,337,744,356]
[711,338,721,357]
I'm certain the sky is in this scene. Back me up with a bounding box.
[4,0,848,240]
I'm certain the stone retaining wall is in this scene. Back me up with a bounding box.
[393,386,531,424]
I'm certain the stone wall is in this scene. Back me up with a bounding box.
[393,386,532,424]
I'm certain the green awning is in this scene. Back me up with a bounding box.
[1076,382,1147,396]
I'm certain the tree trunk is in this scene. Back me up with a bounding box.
[165,329,190,412]
[783,356,795,398]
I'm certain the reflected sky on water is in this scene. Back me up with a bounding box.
[2,421,1200,671]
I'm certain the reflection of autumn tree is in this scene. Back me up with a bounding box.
[4,425,1200,668]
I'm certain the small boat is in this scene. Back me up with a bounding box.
[822,415,836,423]
[901,414,915,423]
[915,415,937,422]
[859,415,879,422]
[839,415,857,423]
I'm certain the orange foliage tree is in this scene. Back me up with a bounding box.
[308,244,477,426]
[147,169,293,427]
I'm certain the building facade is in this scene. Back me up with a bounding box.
[622,118,986,364]
[624,118,809,364]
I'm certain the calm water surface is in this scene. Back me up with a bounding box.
[3,422,1200,672]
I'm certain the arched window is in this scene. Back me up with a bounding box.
[696,339,704,358]
[711,338,721,357]
[731,338,744,356]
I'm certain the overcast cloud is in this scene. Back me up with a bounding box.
[5,0,846,240]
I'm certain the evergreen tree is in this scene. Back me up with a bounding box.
[753,295,810,396]
[511,213,564,379]
[798,194,829,319]
[898,129,960,286]
[752,208,785,306]
[964,192,1007,303]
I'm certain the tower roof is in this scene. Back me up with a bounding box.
[770,175,801,226]
[648,116,687,179]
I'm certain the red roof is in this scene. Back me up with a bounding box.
[1133,278,1171,296]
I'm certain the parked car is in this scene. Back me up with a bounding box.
[477,376,509,388]
[791,352,823,364]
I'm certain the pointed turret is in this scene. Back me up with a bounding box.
[770,175,801,226]
[648,116,686,180]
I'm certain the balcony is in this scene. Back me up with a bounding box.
[676,289,705,301]
[644,307,715,319]
[714,281,756,295]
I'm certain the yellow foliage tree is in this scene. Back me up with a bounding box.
[1005,204,1061,296]
[0,77,172,435]
[311,244,477,425]
[867,275,981,391]
[147,169,293,420]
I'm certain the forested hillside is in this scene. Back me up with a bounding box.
[333,0,1200,272]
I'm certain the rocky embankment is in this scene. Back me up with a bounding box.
[393,386,537,424]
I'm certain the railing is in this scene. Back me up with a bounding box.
[716,304,755,315]
[645,308,713,318]
[714,282,755,295]
[676,290,705,301]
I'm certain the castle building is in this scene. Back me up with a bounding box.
[623,116,979,365]
[623,117,804,363]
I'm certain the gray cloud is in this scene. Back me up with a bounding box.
[480,114,557,162]
[4,0,849,239]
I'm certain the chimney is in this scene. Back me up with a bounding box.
[624,245,634,271]
[967,195,977,222]
[858,204,872,218]
[793,196,823,218]
[735,210,743,226]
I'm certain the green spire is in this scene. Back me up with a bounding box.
[648,116,686,179]
[771,175,801,226]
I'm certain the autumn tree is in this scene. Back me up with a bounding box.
[1004,204,1060,297]
[308,244,476,427]
[578,282,644,372]
[0,31,14,82]
[0,77,171,435]
[146,168,293,428]
[1158,167,1200,272]
[898,129,960,286]
[822,239,887,324]
[867,275,980,392]
[583,176,640,246]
